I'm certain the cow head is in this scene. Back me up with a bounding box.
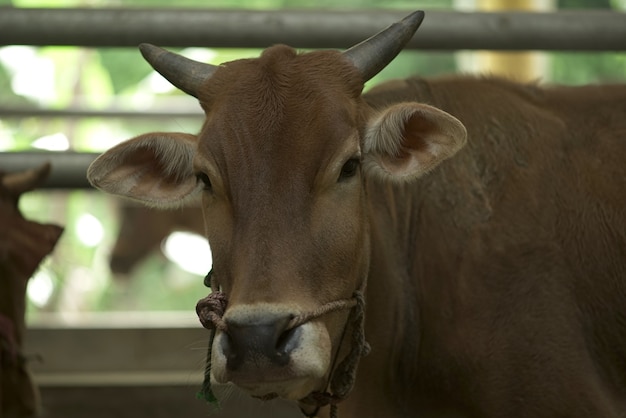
[87,10,466,412]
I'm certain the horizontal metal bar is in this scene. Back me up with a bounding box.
[0,107,203,119]
[0,8,625,51]
[0,151,98,189]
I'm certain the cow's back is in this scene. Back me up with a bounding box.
[359,77,626,417]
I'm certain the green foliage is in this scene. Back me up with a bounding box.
[98,48,154,94]
[0,63,31,107]
[280,0,451,7]
[611,0,626,9]
[551,52,626,85]
[558,0,611,8]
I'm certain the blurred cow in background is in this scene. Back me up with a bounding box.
[109,203,205,276]
[0,163,63,418]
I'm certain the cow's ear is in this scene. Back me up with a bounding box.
[363,103,467,181]
[87,132,201,208]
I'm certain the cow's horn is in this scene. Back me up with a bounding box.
[139,43,218,98]
[343,10,425,83]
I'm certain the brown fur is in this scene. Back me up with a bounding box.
[349,76,626,417]
[194,47,368,311]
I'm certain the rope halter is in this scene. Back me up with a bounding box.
[195,269,370,418]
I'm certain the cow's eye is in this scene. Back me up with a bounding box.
[196,172,212,191]
[338,158,360,182]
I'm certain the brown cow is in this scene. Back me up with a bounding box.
[109,203,205,275]
[0,163,63,418]
[87,11,626,418]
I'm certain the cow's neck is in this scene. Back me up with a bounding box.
[345,179,427,416]
[357,153,489,416]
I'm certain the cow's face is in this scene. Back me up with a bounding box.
[193,47,372,401]
[87,10,466,409]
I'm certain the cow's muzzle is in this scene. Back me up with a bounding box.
[195,270,369,417]
[222,312,301,371]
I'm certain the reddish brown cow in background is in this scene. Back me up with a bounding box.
[0,163,63,418]
[87,11,626,418]
[109,203,204,275]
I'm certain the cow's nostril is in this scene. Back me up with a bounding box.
[276,326,302,355]
[222,314,302,371]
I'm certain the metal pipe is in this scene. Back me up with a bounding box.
[0,152,98,189]
[0,8,625,51]
[0,107,203,119]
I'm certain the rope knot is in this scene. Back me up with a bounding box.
[195,291,228,331]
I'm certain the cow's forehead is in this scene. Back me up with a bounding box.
[198,45,364,101]
[193,46,366,187]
